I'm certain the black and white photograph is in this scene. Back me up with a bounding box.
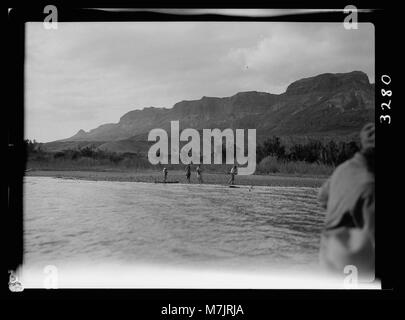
[7,7,392,295]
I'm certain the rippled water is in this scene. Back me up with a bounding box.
[24,177,325,272]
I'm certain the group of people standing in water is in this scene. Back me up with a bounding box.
[162,164,238,185]
[183,164,203,183]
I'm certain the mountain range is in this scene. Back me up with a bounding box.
[43,71,375,153]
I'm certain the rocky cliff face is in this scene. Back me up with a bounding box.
[285,71,371,95]
[49,71,374,152]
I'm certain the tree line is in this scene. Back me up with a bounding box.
[25,137,360,168]
[256,136,359,166]
[24,139,145,163]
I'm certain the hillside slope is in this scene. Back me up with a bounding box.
[44,71,375,153]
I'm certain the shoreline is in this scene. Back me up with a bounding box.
[25,169,327,188]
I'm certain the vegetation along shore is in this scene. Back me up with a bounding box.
[23,136,362,188]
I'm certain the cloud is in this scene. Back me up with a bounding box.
[227,23,374,90]
[25,22,374,142]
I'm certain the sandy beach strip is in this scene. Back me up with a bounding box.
[25,170,327,188]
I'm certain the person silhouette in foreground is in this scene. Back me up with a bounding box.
[163,167,168,183]
[228,165,238,185]
[318,123,375,281]
[185,164,191,183]
[196,165,203,184]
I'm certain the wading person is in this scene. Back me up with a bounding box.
[185,164,191,183]
[318,123,375,281]
[196,165,203,184]
[228,165,238,185]
[163,167,168,183]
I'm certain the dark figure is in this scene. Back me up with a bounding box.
[196,165,203,184]
[318,123,375,280]
[163,167,168,183]
[185,164,191,183]
[228,165,238,185]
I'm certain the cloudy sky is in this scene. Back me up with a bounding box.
[25,22,374,142]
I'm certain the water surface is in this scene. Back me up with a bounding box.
[24,177,325,272]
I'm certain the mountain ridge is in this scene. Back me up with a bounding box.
[44,71,375,153]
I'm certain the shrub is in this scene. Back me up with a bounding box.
[257,156,280,174]
[257,155,333,176]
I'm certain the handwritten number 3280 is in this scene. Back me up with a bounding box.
[380,75,391,124]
